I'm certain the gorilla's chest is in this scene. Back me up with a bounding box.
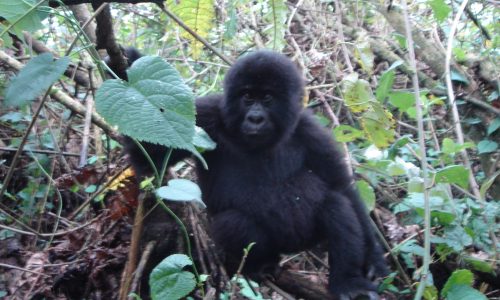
[198,143,327,217]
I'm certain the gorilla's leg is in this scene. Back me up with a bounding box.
[342,188,388,278]
[321,192,378,297]
[210,210,279,275]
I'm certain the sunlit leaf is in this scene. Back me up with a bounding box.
[167,0,215,58]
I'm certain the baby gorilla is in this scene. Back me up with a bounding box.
[125,50,388,298]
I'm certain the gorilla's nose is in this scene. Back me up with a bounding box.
[247,113,264,125]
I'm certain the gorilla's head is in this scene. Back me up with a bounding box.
[221,51,304,149]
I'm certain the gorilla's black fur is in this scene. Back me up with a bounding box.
[119,49,388,298]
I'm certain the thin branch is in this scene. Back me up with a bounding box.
[444,0,499,262]
[399,1,430,299]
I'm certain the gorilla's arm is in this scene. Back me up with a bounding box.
[297,111,388,279]
[296,111,354,191]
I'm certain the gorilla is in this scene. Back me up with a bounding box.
[120,49,388,298]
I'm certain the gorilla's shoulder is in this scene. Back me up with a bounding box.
[195,94,224,136]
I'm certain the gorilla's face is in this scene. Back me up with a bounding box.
[221,51,304,149]
[238,88,276,146]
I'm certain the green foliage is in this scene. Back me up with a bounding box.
[333,125,364,142]
[356,180,376,211]
[441,138,475,155]
[4,53,70,107]
[95,56,197,153]
[441,270,475,298]
[446,285,488,300]
[343,74,373,113]
[166,0,215,58]
[375,61,402,102]
[192,126,217,151]
[427,0,451,23]
[262,0,288,51]
[0,0,49,46]
[487,118,500,135]
[149,254,197,300]
[232,277,267,300]
[477,139,498,154]
[156,179,206,208]
[342,74,396,148]
[353,38,374,75]
[434,165,469,189]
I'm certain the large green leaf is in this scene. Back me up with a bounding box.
[0,0,49,33]
[149,254,196,300]
[4,53,70,107]
[95,56,196,152]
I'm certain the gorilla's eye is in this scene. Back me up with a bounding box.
[262,94,273,104]
[242,93,254,105]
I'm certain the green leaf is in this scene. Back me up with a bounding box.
[333,125,364,142]
[149,254,197,300]
[95,56,196,152]
[423,285,438,300]
[388,91,415,112]
[442,226,473,252]
[464,257,495,274]
[477,140,498,154]
[0,0,49,32]
[451,70,469,84]
[157,179,206,208]
[428,0,451,22]
[4,53,70,107]
[479,170,500,200]
[487,118,500,135]
[435,165,469,189]
[85,185,97,193]
[192,126,216,151]
[233,277,266,300]
[342,74,373,113]
[356,180,375,211]
[166,0,215,58]
[446,285,488,300]
[354,40,375,75]
[375,62,402,102]
[442,138,475,155]
[408,177,424,193]
[360,104,396,148]
[442,269,474,297]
